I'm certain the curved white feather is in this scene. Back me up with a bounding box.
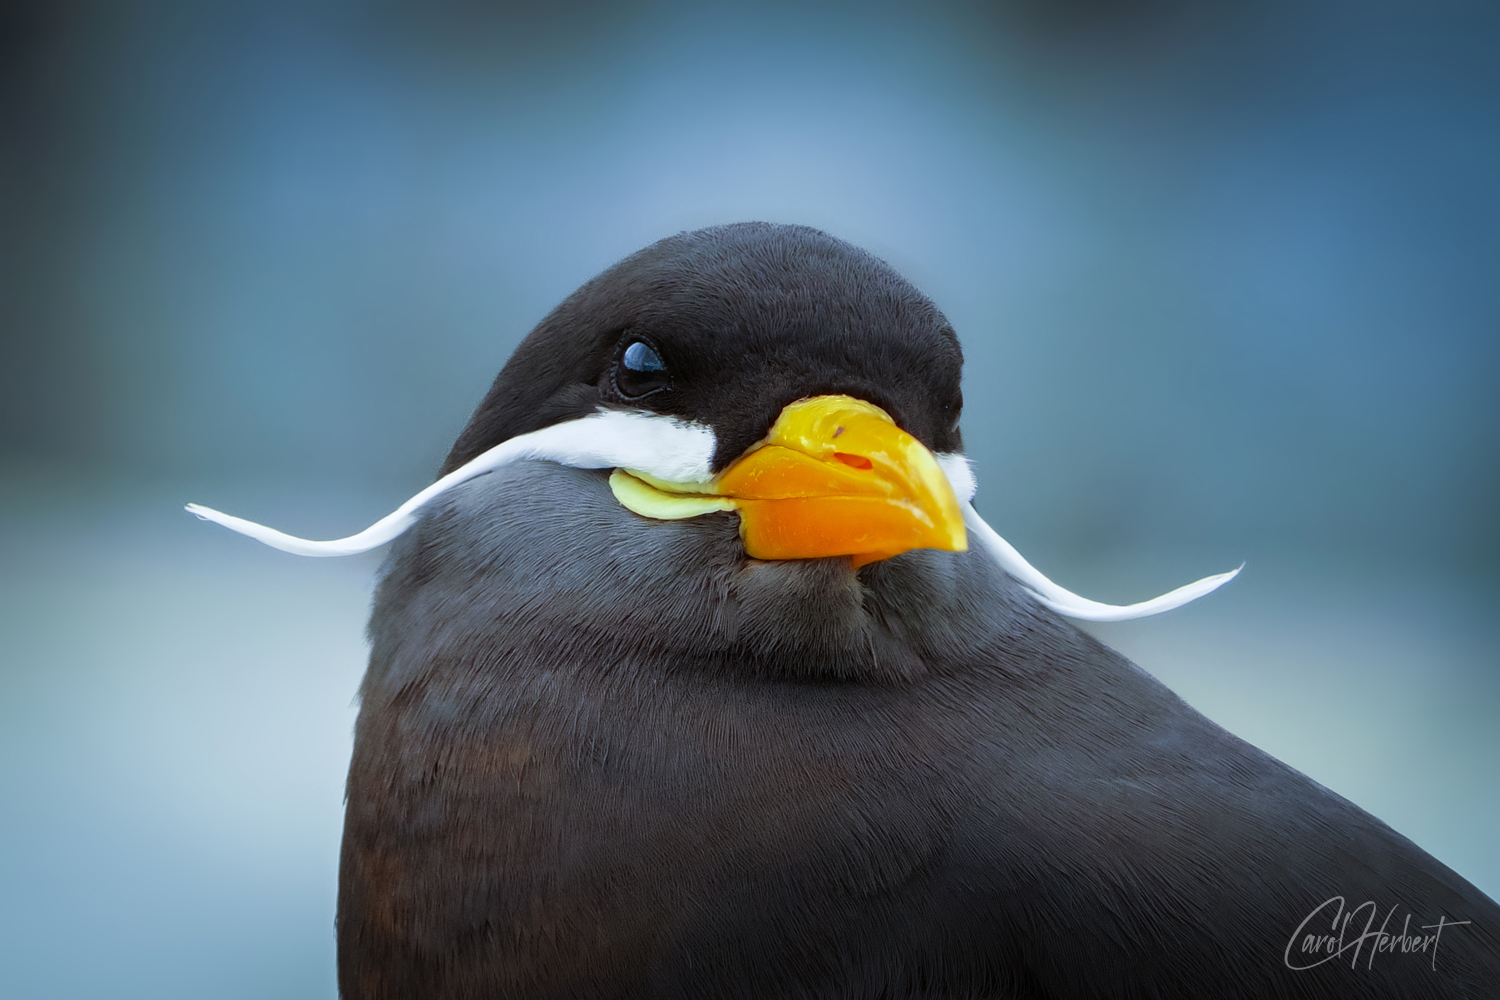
[962,502,1240,621]
[185,410,717,557]
[186,415,1238,620]
[936,453,977,504]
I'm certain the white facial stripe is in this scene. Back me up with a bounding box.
[935,453,976,504]
[185,409,717,557]
[186,420,1238,621]
[960,502,1241,621]
[935,452,1236,619]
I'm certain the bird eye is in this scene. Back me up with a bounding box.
[615,340,671,398]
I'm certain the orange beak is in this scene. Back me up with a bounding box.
[609,395,967,568]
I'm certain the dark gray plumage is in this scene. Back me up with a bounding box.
[337,223,1500,998]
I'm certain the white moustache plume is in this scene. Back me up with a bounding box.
[187,409,1239,620]
[186,410,715,557]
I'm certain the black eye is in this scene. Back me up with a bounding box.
[615,340,671,398]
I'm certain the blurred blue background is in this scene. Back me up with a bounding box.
[2,1,1496,996]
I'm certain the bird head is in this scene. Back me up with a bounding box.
[443,223,971,571]
[186,222,1237,679]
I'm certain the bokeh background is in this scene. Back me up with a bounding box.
[2,1,1497,996]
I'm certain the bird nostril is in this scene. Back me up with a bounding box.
[834,452,873,470]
